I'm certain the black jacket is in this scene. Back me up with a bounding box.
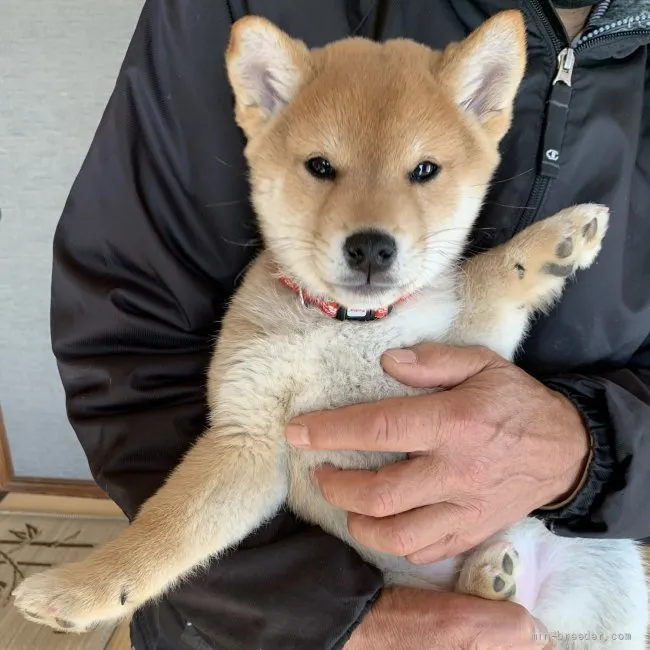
[51,1,650,648]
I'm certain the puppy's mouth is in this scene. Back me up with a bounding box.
[332,284,392,298]
[333,273,397,291]
[328,273,413,306]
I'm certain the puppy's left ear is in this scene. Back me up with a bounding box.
[438,10,527,141]
[226,17,312,138]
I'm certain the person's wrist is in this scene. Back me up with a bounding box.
[345,588,443,648]
[344,599,382,648]
[540,390,592,509]
[345,589,404,649]
[346,588,552,649]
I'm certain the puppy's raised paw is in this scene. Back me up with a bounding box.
[539,203,609,274]
[516,203,609,278]
[502,203,609,311]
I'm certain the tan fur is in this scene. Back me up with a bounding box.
[13,12,647,649]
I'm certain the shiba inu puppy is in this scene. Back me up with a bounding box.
[14,10,648,649]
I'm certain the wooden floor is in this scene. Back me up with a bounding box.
[0,492,130,650]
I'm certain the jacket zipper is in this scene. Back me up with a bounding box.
[515,46,575,232]
[541,47,575,181]
[513,0,568,233]
[514,2,649,234]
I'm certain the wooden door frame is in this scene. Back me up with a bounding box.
[0,406,106,499]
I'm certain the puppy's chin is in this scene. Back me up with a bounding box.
[282,266,414,310]
[324,282,416,311]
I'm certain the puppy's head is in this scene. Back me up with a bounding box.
[226,11,526,309]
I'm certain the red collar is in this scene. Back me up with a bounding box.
[278,275,409,322]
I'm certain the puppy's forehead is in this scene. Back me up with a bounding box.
[286,40,464,162]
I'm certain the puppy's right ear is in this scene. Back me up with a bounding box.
[226,17,312,138]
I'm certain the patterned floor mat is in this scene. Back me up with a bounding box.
[0,510,127,650]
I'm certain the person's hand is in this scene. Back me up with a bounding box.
[345,588,553,649]
[286,343,590,564]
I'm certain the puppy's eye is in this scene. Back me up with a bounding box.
[409,161,440,183]
[306,157,336,180]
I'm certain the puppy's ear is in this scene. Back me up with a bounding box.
[226,17,312,138]
[438,10,527,140]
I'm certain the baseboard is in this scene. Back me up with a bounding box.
[0,405,108,499]
[2,477,107,499]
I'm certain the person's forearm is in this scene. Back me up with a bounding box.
[345,588,550,650]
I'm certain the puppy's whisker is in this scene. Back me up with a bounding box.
[468,168,534,188]
[272,239,319,249]
[234,257,257,285]
[417,226,496,246]
[482,201,536,210]
[211,154,248,172]
[205,199,249,209]
[221,236,262,248]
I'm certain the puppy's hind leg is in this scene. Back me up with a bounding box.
[13,428,288,633]
[452,203,609,361]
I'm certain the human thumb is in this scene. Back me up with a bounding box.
[478,609,552,650]
[528,616,554,649]
[381,342,508,389]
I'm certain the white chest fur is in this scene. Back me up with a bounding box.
[213,254,466,587]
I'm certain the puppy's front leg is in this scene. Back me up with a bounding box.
[451,203,609,360]
[13,428,287,633]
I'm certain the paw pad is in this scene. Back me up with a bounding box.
[555,237,573,259]
[542,262,574,277]
[493,575,506,592]
[582,217,598,241]
[502,550,515,575]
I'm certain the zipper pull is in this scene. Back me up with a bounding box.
[540,47,575,178]
[553,48,576,86]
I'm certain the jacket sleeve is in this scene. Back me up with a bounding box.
[539,337,650,540]
[50,2,382,648]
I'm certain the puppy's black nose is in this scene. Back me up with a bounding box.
[343,230,397,273]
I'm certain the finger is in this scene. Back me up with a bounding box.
[478,607,551,650]
[381,343,507,389]
[406,529,480,565]
[315,456,448,517]
[286,394,445,452]
[347,502,464,557]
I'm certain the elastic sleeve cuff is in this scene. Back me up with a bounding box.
[534,376,615,526]
[333,587,383,649]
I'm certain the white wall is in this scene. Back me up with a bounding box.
[0,1,144,479]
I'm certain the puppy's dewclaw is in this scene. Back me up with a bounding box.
[14,10,647,650]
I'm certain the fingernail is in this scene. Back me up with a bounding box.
[286,423,310,447]
[532,617,550,647]
[384,348,417,364]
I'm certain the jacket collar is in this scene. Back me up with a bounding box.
[574,0,650,47]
